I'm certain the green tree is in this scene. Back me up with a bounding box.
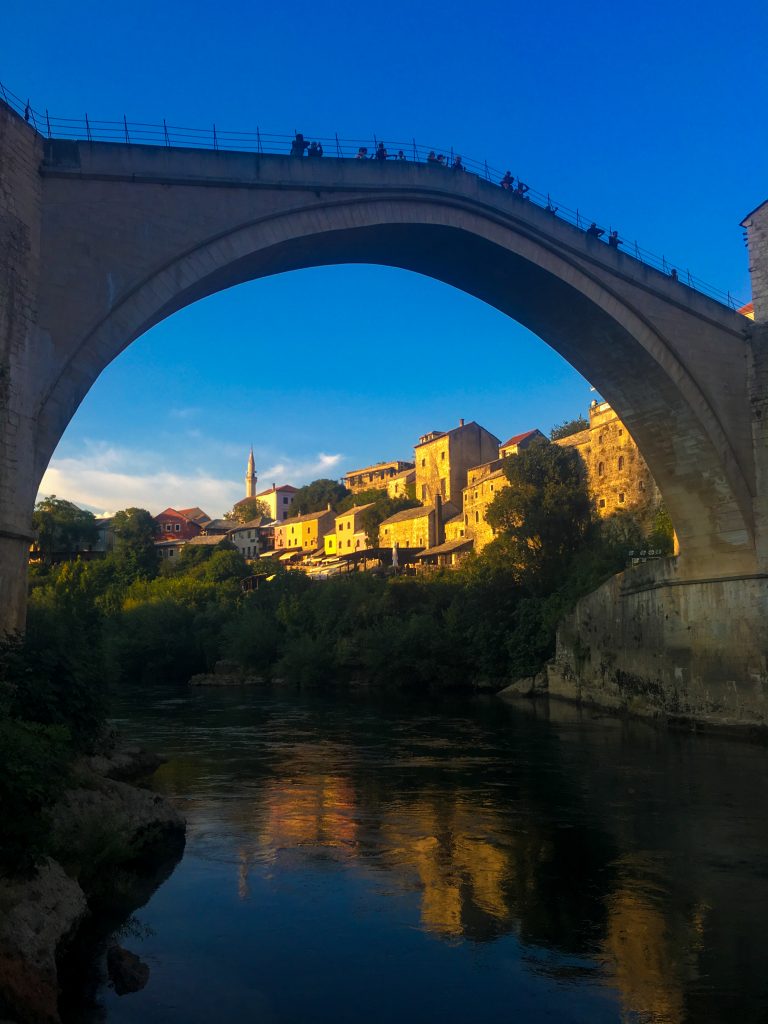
[549,416,589,441]
[32,496,98,563]
[290,479,349,515]
[485,441,594,590]
[223,497,271,523]
[111,507,157,580]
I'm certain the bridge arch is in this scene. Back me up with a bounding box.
[35,184,754,581]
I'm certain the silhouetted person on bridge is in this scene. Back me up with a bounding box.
[375,142,388,161]
[608,230,622,248]
[290,133,308,157]
[501,170,513,189]
[586,222,604,238]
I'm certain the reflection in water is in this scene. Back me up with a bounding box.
[86,689,768,1024]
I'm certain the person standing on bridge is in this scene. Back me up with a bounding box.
[290,133,308,157]
[586,222,604,238]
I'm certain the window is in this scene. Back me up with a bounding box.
[599,498,606,508]
[597,461,604,477]
[618,492,625,503]
[618,456,625,471]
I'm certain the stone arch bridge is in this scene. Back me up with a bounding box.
[2,100,767,722]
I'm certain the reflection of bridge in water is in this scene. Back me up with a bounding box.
[1,87,767,720]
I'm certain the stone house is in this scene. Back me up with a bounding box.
[343,460,414,494]
[334,503,375,555]
[274,508,335,552]
[414,419,500,506]
[386,467,416,500]
[499,428,546,459]
[379,505,436,551]
[228,516,273,560]
[238,483,298,523]
[462,458,510,551]
[154,508,203,541]
[554,401,661,523]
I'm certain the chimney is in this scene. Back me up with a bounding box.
[459,417,465,427]
[434,494,445,546]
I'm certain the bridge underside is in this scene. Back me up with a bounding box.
[0,105,763,645]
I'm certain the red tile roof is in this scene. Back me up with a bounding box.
[500,429,541,449]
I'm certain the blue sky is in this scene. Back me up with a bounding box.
[4,0,767,515]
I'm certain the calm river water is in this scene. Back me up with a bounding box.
[67,686,768,1023]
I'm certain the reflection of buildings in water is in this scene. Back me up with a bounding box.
[235,770,359,899]
[602,862,709,1024]
[378,797,518,940]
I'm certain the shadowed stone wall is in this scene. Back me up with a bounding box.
[0,105,43,631]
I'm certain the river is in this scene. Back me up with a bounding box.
[63,686,768,1023]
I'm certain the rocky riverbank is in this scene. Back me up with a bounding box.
[0,745,185,1024]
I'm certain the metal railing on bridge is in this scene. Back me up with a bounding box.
[0,79,748,311]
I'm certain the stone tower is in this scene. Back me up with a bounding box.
[245,447,257,498]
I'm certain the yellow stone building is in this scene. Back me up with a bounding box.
[414,419,500,507]
[386,467,416,500]
[379,505,436,550]
[343,460,414,494]
[334,503,374,554]
[462,458,509,551]
[274,508,335,552]
[554,401,661,523]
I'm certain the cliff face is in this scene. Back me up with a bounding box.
[0,747,185,1024]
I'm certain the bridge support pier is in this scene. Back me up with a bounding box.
[548,559,768,729]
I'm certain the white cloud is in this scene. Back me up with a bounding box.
[168,406,201,420]
[37,445,346,517]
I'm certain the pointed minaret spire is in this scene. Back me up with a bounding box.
[245,446,257,498]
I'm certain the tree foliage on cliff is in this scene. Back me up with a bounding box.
[485,441,595,590]
[223,497,272,523]
[32,496,97,562]
[290,478,349,515]
[549,416,588,441]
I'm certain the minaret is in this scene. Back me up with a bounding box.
[245,447,257,498]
